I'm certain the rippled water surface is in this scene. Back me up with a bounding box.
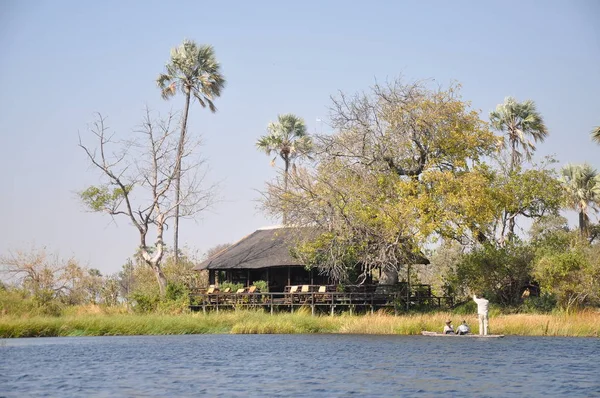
[1,334,599,397]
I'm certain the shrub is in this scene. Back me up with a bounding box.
[130,290,160,313]
[521,293,557,313]
[449,241,534,307]
[219,282,244,293]
[452,300,476,315]
[252,280,268,292]
[165,282,188,301]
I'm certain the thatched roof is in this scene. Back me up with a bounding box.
[194,225,430,271]
[194,226,314,271]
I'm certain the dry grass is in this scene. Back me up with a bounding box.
[1,310,598,338]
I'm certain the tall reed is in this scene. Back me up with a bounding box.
[1,310,598,338]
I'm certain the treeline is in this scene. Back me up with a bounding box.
[0,247,207,316]
[423,217,600,313]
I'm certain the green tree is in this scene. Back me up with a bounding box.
[533,238,600,311]
[450,241,534,307]
[490,96,548,172]
[256,114,312,224]
[560,163,600,239]
[157,39,226,263]
[494,163,564,243]
[262,79,500,282]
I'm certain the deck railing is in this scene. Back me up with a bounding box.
[188,289,453,315]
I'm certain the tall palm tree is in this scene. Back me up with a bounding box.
[592,126,600,144]
[560,163,600,238]
[157,39,225,263]
[490,97,548,171]
[256,114,312,224]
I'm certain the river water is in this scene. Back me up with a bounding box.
[1,334,599,397]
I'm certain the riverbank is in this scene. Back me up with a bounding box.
[1,310,599,338]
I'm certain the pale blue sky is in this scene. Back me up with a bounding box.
[1,0,599,275]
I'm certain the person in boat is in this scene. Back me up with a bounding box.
[473,293,489,335]
[443,320,454,334]
[455,320,470,335]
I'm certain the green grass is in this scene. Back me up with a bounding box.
[1,310,598,338]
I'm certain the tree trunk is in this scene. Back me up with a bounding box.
[173,91,192,264]
[379,266,398,285]
[507,215,516,241]
[283,157,289,225]
[151,263,168,296]
[579,210,588,238]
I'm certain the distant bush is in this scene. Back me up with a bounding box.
[0,288,64,317]
[156,297,190,314]
[452,300,476,315]
[130,290,160,313]
[165,282,188,301]
[252,280,268,292]
[521,293,557,313]
[219,282,244,292]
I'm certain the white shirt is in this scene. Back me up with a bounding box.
[457,324,470,333]
[473,295,489,315]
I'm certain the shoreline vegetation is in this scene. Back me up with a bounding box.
[1,309,598,338]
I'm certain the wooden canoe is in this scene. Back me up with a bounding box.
[421,331,505,338]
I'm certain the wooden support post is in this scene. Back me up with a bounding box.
[311,292,315,316]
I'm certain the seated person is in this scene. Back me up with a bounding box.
[456,320,471,335]
[443,320,454,334]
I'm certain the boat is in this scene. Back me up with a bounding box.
[421,331,505,338]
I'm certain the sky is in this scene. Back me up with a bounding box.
[1,0,599,276]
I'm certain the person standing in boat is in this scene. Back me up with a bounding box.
[473,294,489,335]
[455,320,470,335]
[443,320,454,334]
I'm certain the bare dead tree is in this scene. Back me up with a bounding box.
[78,109,216,295]
[0,246,80,304]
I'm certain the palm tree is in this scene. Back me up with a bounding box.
[560,163,600,238]
[489,97,548,171]
[256,114,312,224]
[157,39,225,263]
[592,126,600,144]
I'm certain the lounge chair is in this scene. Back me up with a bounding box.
[300,285,312,303]
[286,285,299,304]
[207,285,218,294]
[316,285,329,302]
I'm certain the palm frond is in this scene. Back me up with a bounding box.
[158,39,226,109]
[591,126,600,144]
[257,114,313,167]
[489,96,547,167]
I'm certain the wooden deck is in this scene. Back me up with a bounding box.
[189,285,453,315]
